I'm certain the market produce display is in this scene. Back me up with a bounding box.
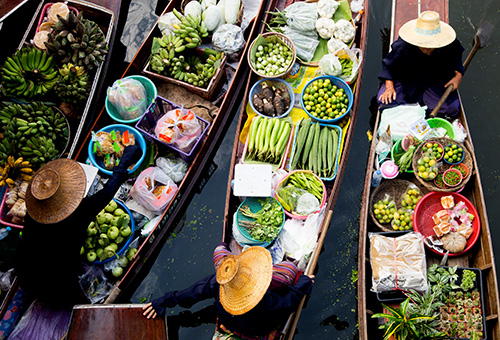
[251,80,291,118]
[276,170,325,217]
[82,200,134,267]
[372,198,396,225]
[245,116,291,165]
[0,47,58,98]
[422,141,444,160]
[237,197,283,244]
[0,102,69,169]
[91,128,136,171]
[54,63,90,103]
[443,168,462,187]
[290,119,339,178]
[249,33,294,77]
[416,154,438,181]
[301,77,350,120]
[444,143,464,164]
[400,186,421,210]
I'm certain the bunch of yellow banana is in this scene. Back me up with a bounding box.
[172,8,208,49]
[0,156,33,187]
[0,46,58,98]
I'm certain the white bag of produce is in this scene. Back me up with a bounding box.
[107,78,148,121]
[158,12,181,36]
[212,24,245,59]
[154,107,202,152]
[318,54,342,77]
[130,167,178,215]
[377,104,426,142]
[369,232,428,293]
[283,2,318,32]
[155,156,189,183]
[282,26,319,62]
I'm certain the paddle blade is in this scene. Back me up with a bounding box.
[477,21,494,48]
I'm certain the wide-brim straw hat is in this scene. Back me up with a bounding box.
[25,159,86,224]
[217,246,273,315]
[399,11,456,48]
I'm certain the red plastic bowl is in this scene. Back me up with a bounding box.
[413,191,481,257]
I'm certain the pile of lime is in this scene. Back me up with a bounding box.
[400,188,422,210]
[417,156,438,181]
[302,78,349,120]
[422,141,443,160]
[372,199,396,224]
[392,209,413,231]
[444,144,463,164]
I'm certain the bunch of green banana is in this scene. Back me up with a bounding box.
[54,63,90,103]
[172,8,208,49]
[22,136,59,168]
[44,11,108,71]
[149,34,186,73]
[0,102,68,168]
[1,46,57,98]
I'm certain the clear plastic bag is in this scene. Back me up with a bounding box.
[317,54,342,77]
[399,183,422,211]
[156,156,189,183]
[369,232,428,293]
[158,12,181,37]
[372,193,396,225]
[282,26,319,62]
[338,47,362,84]
[284,2,318,32]
[212,24,246,59]
[79,264,114,304]
[378,104,427,142]
[277,185,319,216]
[452,119,467,143]
[391,207,414,231]
[107,78,148,121]
[154,107,202,152]
[130,167,178,215]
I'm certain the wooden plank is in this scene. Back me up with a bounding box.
[66,304,167,340]
[0,0,29,22]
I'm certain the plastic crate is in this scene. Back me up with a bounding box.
[135,96,210,161]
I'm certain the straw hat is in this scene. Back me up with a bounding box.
[399,11,456,48]
[25,159,86,224]
[216,246,273,315]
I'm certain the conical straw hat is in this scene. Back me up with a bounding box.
[217,246,273,315]
[399,11,456,48]
[25,159,86,224]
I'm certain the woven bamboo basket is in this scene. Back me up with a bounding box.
[247,32,296,78]
[411,137,473,192]
[369,179,428,232]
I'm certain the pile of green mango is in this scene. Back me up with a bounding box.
[80,200,135,276]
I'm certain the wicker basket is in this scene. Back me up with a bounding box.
[247,32,296,78]
[411,137,473,192]
[369,179,428,232]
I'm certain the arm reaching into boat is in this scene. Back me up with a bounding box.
[142,243,314,337]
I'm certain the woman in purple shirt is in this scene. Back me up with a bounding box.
[377,11,464,118]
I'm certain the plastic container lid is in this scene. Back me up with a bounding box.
[380,160,399,179]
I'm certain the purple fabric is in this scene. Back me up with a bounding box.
[377,80,460,118]
[7,299,71,340]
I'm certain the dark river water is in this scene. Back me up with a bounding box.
[125,0,500,339]
[1,0,498,338]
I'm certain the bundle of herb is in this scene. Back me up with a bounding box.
[397,145,415,172]
[239,198,283,243]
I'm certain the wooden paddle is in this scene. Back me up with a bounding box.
[429,21,494,118]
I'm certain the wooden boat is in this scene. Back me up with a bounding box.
[357,1,500,339]
[66,304,168,339]
[219,0,369,338]
[69,0,270,302]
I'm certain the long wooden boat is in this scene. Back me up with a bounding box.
[70,0,270,302]
[219,0,369,338]
[357,1,500,339]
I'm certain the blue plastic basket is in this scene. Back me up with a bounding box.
[300,75,353,123]
[87,124,147,176]
[235,197,285,248]
[443,143,465,165]
[249,78,295,118]
[288,121,342,181]
[93,199,136,265]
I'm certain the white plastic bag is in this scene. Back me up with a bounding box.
[318,54,342,77]
[452,119,467,143]
[107,78,148,121]
[155,107,202,152]
[377,104,427,142]
[282,26,319,62]
[338,47,362,84]
[212,24,246,59]
[156,156,189,183]
[158,12,181,36]
[130,167,178,215]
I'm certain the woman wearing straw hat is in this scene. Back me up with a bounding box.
[15,145,142,307]
[142,242,314,339]
[377,11,464,118]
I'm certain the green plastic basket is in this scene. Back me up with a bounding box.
[427,118,454,139]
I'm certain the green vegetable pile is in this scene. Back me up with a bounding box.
[252,36,294,76]
[81,200,134,272]
[238,198,283,243]
[283,171,324,201]
[290,118,339,178]
[302,78,349,120]
[246,116,291,164]
[461,269,476,291]
[396,145,415,173]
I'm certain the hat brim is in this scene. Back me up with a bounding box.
[219,247,273,315]
[25,159,86,224]
[399,19,456,48]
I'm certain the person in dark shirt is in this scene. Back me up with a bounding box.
[377,11,464,118]
[15,145,142,308]
[142,243,314,339]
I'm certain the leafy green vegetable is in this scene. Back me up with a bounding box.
[239,198,283,243]
[461,269,477,291]
[397,145,415,172]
